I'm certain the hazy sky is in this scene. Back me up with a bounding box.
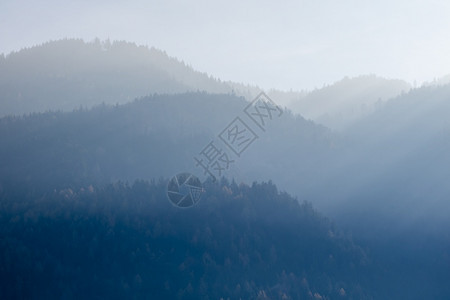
[1,0,450,90]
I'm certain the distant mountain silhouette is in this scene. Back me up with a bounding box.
[2,38,450,299]
[1,84,450,299]
[2,86,450,230]
[0,92,332,189]
[1,39,414,129]
[0,39,260,116]
[423,73,450,87]
[329,84,450,228]
[289,75,411,130]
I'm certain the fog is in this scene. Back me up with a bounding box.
[1,2,450,299]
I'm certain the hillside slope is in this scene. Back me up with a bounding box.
[289,75,411,130]
[0,39,259,116]
[0,179,371,299]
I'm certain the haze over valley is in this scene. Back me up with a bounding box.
[1,1,450,298]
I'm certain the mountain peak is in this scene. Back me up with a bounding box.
[0,39,259,117]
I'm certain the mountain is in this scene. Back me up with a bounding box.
[0,39,260,117]
[0,39,412,129]
[423,74,450,87]
[2,39,450,298]
[1,86,450,299]
[325,84,450,228]
[0,179,372,299]
[0,92,333,190]
[289,75,411,130]
[2,86,450,231]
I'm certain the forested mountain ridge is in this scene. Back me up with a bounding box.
[1,39,414,130]
[2,88,450,298]
[2,86,450,232]
[289,75,411,130]
[2,39,450,299]
[0,179,372,299]
[325,83,450,228]
[0,92,334,190]
[0,39,260,117]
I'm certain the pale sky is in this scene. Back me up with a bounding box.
[1,0,450,90]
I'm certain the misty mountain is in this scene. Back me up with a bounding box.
[1,39,413,130]
[2,86,450,232]
[2,40,450,298]
[324,84,450,229]
[423,74,450,87]
[1,110,448,298]
[2,0,450,295]
[0,92,333,190]
[289,75,411,130]
[0,179,374,299]
[0,39,260,117]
